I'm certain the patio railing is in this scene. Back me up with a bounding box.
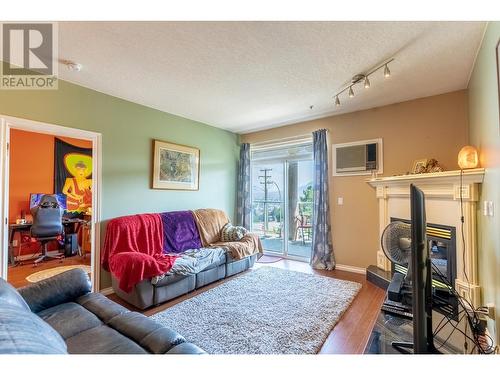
[251,200,313,238]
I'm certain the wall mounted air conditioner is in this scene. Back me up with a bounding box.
[333,138,383,176]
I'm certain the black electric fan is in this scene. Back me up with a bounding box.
[380,184,438,354]
[381,220,412,295]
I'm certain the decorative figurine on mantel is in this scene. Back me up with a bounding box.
[424,158,444,173]
[406,158,445,175]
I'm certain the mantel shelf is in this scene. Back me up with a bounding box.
[366,168,484,187]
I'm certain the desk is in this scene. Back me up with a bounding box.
[8,218,88,266]
[8,224,32,266]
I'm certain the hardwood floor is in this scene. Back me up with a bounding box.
[107,259,386,354]
[8,255,91,288]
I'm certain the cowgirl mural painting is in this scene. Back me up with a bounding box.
[54,138,92,215]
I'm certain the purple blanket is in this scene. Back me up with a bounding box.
[160,211,202,253]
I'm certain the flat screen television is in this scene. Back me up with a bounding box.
[392,184,438,354]
[29,193,67,211]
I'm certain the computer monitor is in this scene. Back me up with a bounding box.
[29,193,67,211]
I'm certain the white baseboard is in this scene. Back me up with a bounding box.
[335,264,366,274]
[99,287,114,296]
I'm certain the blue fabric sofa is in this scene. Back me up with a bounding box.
[0,269,205,354]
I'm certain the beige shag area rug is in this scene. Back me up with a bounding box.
[151,266,361,354]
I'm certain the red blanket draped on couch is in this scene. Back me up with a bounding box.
[101,214,177,293]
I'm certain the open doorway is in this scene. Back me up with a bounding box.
[0,115,101,291]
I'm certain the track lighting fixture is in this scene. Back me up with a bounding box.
[332,58,394,108]
[364,76,370,89]
[384,64,391,78]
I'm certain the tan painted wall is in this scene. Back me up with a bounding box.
[241,90,469,269]
[467,21,500,343]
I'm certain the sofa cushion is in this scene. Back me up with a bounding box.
[76,292,128,324]
[65,325,148,354]
[108,311,186,354]
[0,277,30,312]
[0,305,67,354]
[182,247,226,271]
[160,211,202,253]
[37,302,103,340]
[153,247,226,285]
[192,208,230,246]
[221,223,248,242]
[154,275,196,305]
[153,272,191,287]
[225,250,258,264]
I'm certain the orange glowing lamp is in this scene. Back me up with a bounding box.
[458,146,479,170]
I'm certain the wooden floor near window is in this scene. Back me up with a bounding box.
[7,255,91,288]
[107,259,386,354]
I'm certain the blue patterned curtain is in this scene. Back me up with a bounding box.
[236,143,251,229]
[310,129,335,270]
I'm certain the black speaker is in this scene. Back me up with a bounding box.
[64,233,79,257]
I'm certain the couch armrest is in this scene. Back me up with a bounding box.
[107,311,192,354]
[18,268,92,313]
[166,342,206,354]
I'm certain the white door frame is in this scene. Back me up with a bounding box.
[0,114,102,292]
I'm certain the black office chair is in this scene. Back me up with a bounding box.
[30,194,64,266]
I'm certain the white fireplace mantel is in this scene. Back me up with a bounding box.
[367,168,485,306]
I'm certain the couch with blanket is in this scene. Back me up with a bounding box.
[0,268,205,354]
[102,208,262,309]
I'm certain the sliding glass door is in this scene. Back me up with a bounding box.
[286,159,313,258]
[251,162,285,254]
[250,143,313,260]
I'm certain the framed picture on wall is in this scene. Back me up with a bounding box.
[152,140,200,190]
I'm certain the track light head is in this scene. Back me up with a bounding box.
[364,76,370,89]
[335,96,340,106]
[384,64,391,78]
[348,86,354,98]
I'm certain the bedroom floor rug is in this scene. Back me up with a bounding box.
[150,266,361,354]
[25,265,91,283]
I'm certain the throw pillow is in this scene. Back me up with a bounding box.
[220,223,248,242]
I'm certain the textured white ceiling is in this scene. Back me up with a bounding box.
[57,21,486,134]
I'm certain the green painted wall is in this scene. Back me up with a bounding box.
[468,21,500,344]
[0,79,239,289]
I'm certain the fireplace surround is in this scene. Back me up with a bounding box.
[368,168,485,307]
[390,217,458,318]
